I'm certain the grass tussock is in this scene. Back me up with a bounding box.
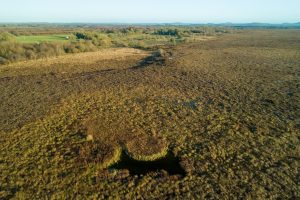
[125,135,168,161]
[79,142,122,169]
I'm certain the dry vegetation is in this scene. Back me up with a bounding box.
[0,29,299,199]
[0,48,149,77]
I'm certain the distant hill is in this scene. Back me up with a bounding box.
[148,22,300,29]
[180,22,300,28]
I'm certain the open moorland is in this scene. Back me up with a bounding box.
[0,29,299,199]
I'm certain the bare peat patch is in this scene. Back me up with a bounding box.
[110,151,186,176]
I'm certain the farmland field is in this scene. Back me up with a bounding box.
[16,34,70,43]
[0,29,299,199]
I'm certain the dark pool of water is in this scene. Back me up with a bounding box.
[110,151,186,176]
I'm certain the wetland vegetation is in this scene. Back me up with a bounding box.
[0,25,299,199]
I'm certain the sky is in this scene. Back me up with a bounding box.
[0,0,299,23]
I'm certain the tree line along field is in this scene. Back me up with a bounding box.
[0,28,299,199]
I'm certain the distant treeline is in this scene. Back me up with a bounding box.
[0,26,233,64]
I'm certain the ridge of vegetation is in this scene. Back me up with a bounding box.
[0,26,232,64]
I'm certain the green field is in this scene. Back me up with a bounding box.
[16,34,70,43]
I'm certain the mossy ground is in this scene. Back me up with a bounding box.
[0,30,299,199]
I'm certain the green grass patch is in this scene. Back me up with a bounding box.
[16,34,70,43]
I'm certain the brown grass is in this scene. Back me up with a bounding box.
[0,48,149,77]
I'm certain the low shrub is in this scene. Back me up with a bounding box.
[0,56,8,64]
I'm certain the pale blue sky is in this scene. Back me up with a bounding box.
[0,0,299,23]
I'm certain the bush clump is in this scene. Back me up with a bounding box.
[0,32,16,42]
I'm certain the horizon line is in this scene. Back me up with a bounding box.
[0,21,300,25]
